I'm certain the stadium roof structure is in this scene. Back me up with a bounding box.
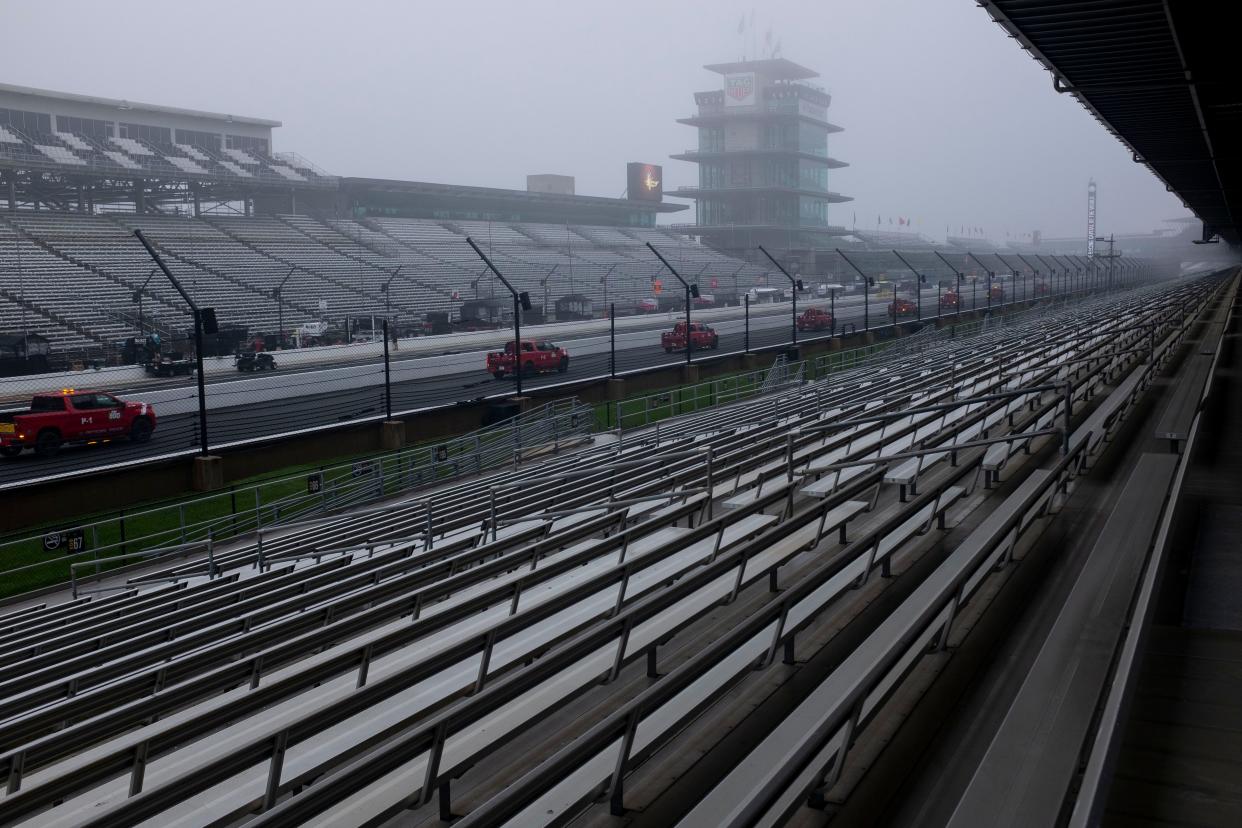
[341,177,686,227]
[342,177,686,214]
[0,82,281,127]
[702,58,820,81]
[981,1,1240,245]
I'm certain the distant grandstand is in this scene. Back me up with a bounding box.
[0,84,792,362]
[0,211,777,360]
[0,81,1200,367]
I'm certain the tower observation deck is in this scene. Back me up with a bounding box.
[671,58,852,260]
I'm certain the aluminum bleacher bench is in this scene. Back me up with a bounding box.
[1154,352,1215,454]
[944,454,1178,827]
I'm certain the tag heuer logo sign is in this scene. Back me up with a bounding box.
[725,72,756,106]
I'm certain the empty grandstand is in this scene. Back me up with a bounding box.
[0,268,1228,826]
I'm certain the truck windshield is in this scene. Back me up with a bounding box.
[30,396,66,412]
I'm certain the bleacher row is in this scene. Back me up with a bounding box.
[0,123,328,189]
[0,273,1219,826]
[0,210,768,354]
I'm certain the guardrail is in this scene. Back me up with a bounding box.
[610,358,806,435]
[0,399,593,597]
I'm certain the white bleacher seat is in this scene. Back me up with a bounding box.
[103,150,141,169]
[270,164,307,181]
[55,132,92,151]
[35,145,86,165]
[176,143,211,161]
[111,136,152,156]
[219,159,253,177]
[167,155,209,175]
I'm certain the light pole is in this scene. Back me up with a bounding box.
[933,250,965,321]
[274,265,295,349]
[467,237,531,398]
[1067,255,1086,296]
[133,268,156,342]
[134,229,211,456]
[600,262,619,316]
[647,242,699,365]
[1016,254,1040,301]
[891,250,926,322]
[1035,255,1059,300]
[759,245,803,347]
[994,253,1022,306]
[730,262,746,305]
[382,265,403,316]
[836,249,870,331]
[542,264,559,319]
[966,252,995,313]
[16,234,28,358]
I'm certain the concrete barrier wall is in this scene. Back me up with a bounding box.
[0,321,898,530]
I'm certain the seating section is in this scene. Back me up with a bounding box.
[0,211,769,353]
[0,122,331,186]
[0,274,1220,827]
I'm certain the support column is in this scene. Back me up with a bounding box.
[680,365,701,384]
[134,179,146,214]
[380,420,405,451]
[605,378,627,401]
[5,171,14,212]
[192,455,225,491]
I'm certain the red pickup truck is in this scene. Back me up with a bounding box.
[940,291,960,310]
[1033,281,1051,297]
[486,340,569,380]
[0,390,157,458]
[888,297,917,318]
[662,321,719,353]
[796,307,834,331]
[989,285,1005,302]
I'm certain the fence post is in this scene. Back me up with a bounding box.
[610,303,616,377]
[744,295,750,353]
[207,529,216,578]
[425,501,434,550]
[382,319,392,420]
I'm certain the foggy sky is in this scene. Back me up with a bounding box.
[1,0,1192,240]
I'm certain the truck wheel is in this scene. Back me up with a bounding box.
[34,429,62,458]
[0,446,21,458]
[664,347,673,354]
[557,357,569,373]
[493,372,506,381]
[522,361,536,378]
[130,417,153,444]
